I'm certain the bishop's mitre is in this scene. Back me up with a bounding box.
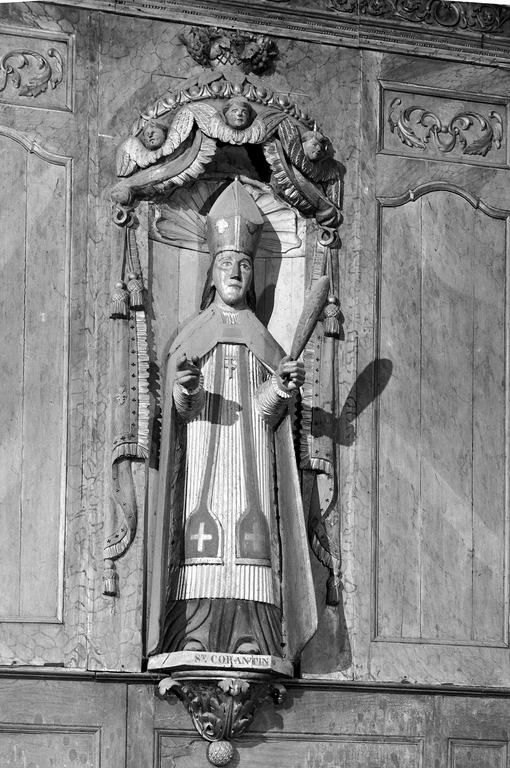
[206,178,264,259]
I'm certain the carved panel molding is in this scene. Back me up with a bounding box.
[388,99,503,158]
[0,27,72,111]
[381,85,508,168]
[0,49,63,98]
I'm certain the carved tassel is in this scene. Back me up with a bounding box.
[323,295,341,339]
[127,272,144,310]
[102,558,119,597]
[110,281,129,319]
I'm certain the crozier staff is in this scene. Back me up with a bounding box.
[148,179,317,661]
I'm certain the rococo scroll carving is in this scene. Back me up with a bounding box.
[0,49,63,97]
[388,98,503,158]
[330,0,510,34]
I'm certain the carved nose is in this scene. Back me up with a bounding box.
[230,262,241,278]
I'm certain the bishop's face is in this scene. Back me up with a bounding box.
[212,251,253,309]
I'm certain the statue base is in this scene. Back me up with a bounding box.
[153,653,291,766]
[148,650,293,677]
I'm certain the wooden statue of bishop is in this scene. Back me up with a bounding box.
[147,179,317,667]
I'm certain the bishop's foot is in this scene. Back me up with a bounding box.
[181,640,206,652]
[234,642,261,655]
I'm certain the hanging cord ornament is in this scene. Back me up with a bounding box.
[110,208,143,319]
[323,293,341,339]
[127,272,144,309]
[321,227,341,340]
[125,222,144,310]
[102,558,118,597]
[110,280,129,319]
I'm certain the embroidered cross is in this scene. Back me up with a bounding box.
[243,520,266,554]
[190,522,213,553]
[224,356,237,379]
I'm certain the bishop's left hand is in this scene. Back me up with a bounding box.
[276,355,305,392]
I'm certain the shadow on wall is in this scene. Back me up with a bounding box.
[338,358,393,446]
[301,358,393,675]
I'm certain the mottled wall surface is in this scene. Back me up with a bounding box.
[2,1,510,766]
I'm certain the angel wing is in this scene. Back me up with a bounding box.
[277,118,341,184]
[186,102,277,145]
[111,130,218,206]
[116,136,165,177]
[161,106,196,156]
[116,108,196,178]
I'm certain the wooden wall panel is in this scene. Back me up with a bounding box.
[0,131,69,623]
[471,211,507,645]
[0,728,99,768]
[449,740,508,768]
[22,150,68,621]
[376,192,508,647]
[0,3,93,668]
[419,191,476,643]
[0,134,26,619]
[0,678,126,768]
[377,202,422,640]
[157,733,423,768]
[127,681,510,768]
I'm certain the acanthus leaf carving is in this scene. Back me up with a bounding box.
[159,675,287,765]
[388,98,504,158]
[0,48,63,98]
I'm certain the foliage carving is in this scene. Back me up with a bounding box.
[388,98,503,158]
[0,49,63,98]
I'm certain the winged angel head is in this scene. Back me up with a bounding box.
[115,98,286,180]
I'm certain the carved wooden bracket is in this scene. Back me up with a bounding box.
[159,673,286,766]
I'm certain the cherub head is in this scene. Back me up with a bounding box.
[140,119,168,150]
[302,130,327,163]
[222,97,256,130]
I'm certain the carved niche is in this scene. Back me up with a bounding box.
[105,27,346,766]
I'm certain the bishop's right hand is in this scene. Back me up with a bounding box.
[175,354,201,391]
